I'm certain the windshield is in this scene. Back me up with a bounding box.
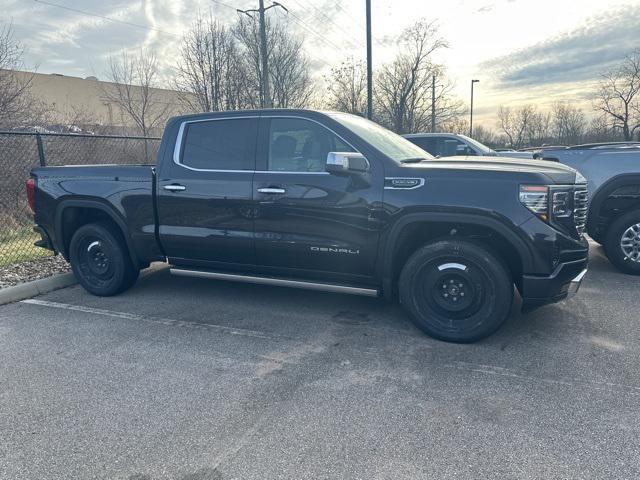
[328,113,434,163]
[455,134,496,155]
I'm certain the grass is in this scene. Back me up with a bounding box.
[0,229,52,267]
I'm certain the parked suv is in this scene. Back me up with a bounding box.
[28,110,588,342]
[543,143,640,274]
[404,133,534,159]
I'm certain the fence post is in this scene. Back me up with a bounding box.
[35,133,46,166]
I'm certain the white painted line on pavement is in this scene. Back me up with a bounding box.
[20,298,283,340]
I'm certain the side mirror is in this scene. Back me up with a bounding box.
[325,152,370,175]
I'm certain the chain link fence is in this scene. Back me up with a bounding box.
[0,132,160,267]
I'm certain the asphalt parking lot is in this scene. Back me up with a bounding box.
[1,243,639,480]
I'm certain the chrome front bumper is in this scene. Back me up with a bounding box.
[567,268,588,297]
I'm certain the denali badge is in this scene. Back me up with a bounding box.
[384,177,425,189]
[310,246,360,255]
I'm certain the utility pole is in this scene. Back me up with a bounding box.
[431,74,436,132]
[366,0,372,119]
[258,0,271,108]
[238,1,288,109]
[469,79,479,137]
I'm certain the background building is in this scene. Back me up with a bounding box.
[4,69,189,135]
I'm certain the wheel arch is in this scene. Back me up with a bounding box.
[379,212,534,299]
[588,174,640,239]
[54,199,140,266]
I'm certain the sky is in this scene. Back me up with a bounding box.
[4,0,640,128]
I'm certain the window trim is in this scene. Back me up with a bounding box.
[173,115,259,173]
[172,114,361,175]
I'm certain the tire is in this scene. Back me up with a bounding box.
[69,222,139,296]
[399,240,513,343]
[603,209,640,275]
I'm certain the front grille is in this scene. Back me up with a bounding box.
[573,187,588,235]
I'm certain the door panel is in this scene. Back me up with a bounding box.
[157,116,258,266]
[253,117,383,277]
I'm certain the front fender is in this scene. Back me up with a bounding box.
[377,210,537,298]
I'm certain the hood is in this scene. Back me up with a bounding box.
[404,156,578,184]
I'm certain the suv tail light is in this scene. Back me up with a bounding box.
[26,178,35,211]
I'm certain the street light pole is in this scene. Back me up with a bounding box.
[469,79,479,137]
[366,0,372,119]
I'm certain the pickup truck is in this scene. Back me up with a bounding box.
[543,143,640,274]
[28,109,589,343]
[403,132,535,160]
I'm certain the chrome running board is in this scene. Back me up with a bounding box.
[170,268,379,297]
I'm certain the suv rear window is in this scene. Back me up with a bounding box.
[181,118,257,170]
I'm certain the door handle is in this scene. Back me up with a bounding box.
[257,187,285,194]
[164,184,186,192]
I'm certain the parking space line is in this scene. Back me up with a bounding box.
[446,361,640,396]
[20,298,284,340]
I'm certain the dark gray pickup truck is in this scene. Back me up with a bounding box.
[27,109,589,342]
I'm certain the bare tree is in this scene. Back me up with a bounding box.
[101,50,171,137]
[174,14,249,112]
[497,104,539,148]
[234,16,312,109]
[440,116,468,135]
[0,23,49,127]
[583,114,621,144]
[323,58,368,116]
[375,20,458,134]
[472,125,498,146]
[551,102,585,145]
[594,50,640,141]
[526,109,551,146]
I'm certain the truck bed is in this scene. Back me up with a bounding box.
[30,164,161,267]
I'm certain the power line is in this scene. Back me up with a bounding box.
[209,0,242,11]
[210,0,351,61]
[208,0,334,74]
[288,0,361,49]
[331,0,386,49]
[284,9,344,51]
[33,0,181,38]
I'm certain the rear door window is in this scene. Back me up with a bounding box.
[180,118,257,170]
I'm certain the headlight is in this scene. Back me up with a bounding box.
[551,190,572,218]
[520,185,549,221]
[520,184,577,224]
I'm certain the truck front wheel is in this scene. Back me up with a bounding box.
[399,240,513,343]
[69,222,139,296]
[603,209,640,275]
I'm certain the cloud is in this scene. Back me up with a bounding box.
[483,4,640,88]
[477,4,495,13]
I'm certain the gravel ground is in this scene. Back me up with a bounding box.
[0,255,70,289]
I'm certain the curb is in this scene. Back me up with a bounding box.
[0,262,170,307]
[0,272,77,306]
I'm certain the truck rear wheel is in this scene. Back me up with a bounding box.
[603,209,640,275]
[399,240,513,343]
[69,222,139,296]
